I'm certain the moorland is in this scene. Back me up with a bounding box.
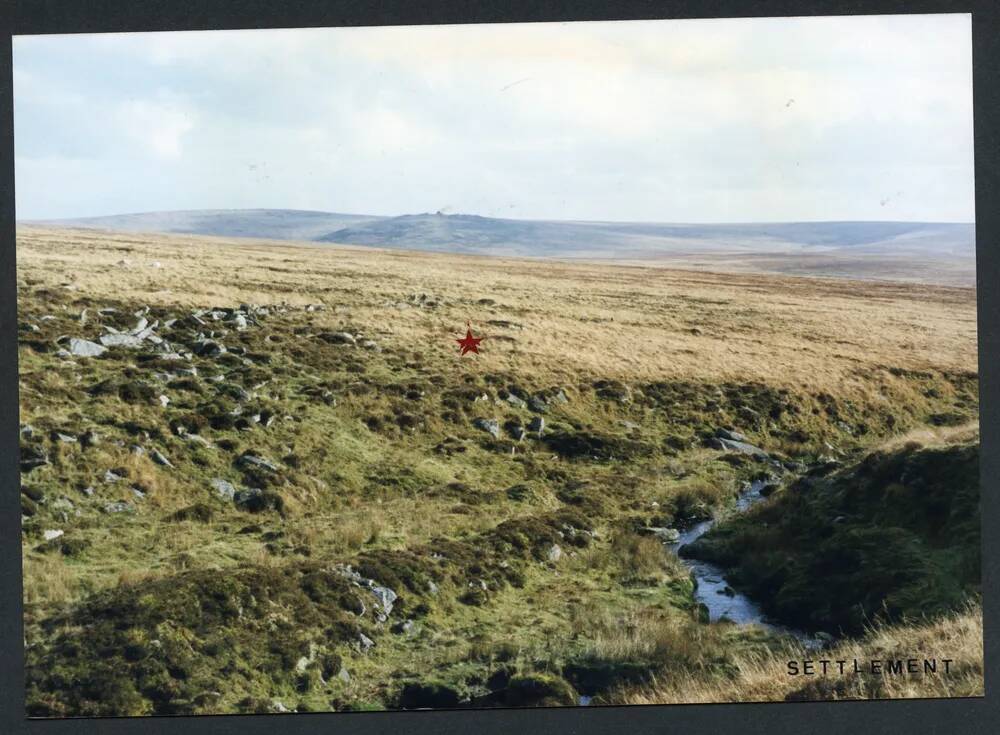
[16,224,981,715]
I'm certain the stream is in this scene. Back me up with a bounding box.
[576,478,821,707]
[667,478,822,648]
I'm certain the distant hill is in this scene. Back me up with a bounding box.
[25,209,382,242]
[317,213,975,259]
[22,209,976,285]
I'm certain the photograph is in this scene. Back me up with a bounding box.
[12,13,982,717]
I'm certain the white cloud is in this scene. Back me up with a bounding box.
[117,94,195,159]
[12,14,974,222]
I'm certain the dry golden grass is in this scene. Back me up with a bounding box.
[613,603,984,704]
[22,556,80,607]
[16,225,977,392]
[879,420,980,452]
[584,609,711,667]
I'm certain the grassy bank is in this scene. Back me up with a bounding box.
[681,427,980,635]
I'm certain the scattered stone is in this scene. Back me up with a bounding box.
[319,332,356,346]
[20,446,49,473]
[233,487,283,514]
[79,486,94,497]
[67,338,107,358]
[130,445,145,456]
[547,544,563,563]
[391,619,416,636]
[99,333,145,349]
[150,450,174,468]
[594,380,631,404]
[43,529,64,542]
[210,478,237,500]
[716,428,748,442]
[79,430,100,448]
[472,417,501,439]
[103,469,124,483]
[644,527,681,543]
[357,633,375,653]
[103,501,134,514]
[131,486,146,500]
[193,339,226,357]
[527,416,545,438]
[158,395,170,408]
[20,424,35,438]
[708,436,769,460]
[507,423,526,441]
[236,454,280,472]
[505,393,527,409]
[370,585,398,622]
[50,431,77,443]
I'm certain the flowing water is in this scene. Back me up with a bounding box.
[578,479,821,705]
[668,478,821,647]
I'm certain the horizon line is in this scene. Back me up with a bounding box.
[18,207,977,228]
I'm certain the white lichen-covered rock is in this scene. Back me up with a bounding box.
[210,478,236,500]
[67,338,107,357]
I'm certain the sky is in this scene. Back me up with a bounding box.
[13,14,975,223]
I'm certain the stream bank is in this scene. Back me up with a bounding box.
[670,479,822,647]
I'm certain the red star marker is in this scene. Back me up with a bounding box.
[457,324,483,356]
